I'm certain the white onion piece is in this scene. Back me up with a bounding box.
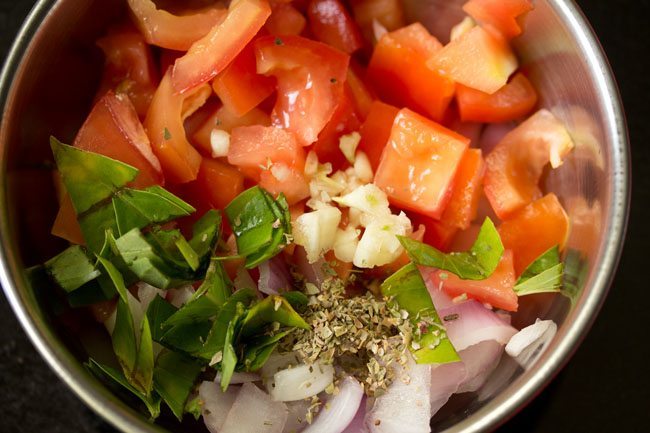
[294,246,326,287]
[506,319,557,369]
[420,267,455,310]
[269,362,334,402]
[342,397,369,433]
[303,376,364,433]
[261,352,301,381]
[215,371,261,384]
[136,282,164,312]
[456,340,504,393]
[366,356,431,433]
[198,381,240,433]
[283,399,311,433]
[258,256,292,295]
[234,266,258,292]
[221,383,288,433]
[429,361,465,416]
[440,300,518,351]
[167,284,195,308]
[105,291,144,336]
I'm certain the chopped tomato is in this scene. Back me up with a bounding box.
[229,125,306,171]
[374,108,470,219]
[484,109,574,219]
[433,250,518,311]
[499,194,569,275]
[265,2,307,35]
[255,35,350,146]
[408,213,458,252]
[259,163,311,205]
[307,0,364,54]
[439,149,485,230]
[52,194,85,245]
[181,84,212,121]
[159,49,183,75]
[212,40,276,117]
[312,87,361,170]
[346,62,375,120]
[457,72,538,123]
[325,250,353,280]
[144,69,203,183]
[172,0,272,94]
[126,0,227,51]
[95,25,159,118]
[192,105,271,156]
[358,100,398,171]
[463,0,534,40]
[192,158,245,210]
[367,23,455,122]
[349,0,405,42]
[428,26,518,94]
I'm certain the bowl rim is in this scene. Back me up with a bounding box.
[0,0,630,432]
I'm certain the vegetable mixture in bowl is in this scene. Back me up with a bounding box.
[33,0,579,431]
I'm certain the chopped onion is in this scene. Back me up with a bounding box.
[303,376,364,433]
[456,340,504,393]
[210,129,230,158]
[234,266,258,292]
[258,256,292,295]
[342,397,368,433]
[439,300,518,351]
[366,356,431,433]
[294,246,326,287]
[283,399,311,433]
[199,381,240,433]
[221,383,288,433]
[136,282,164,312]
[506,319,557,369]
[268,362,334,402]
[429,361,466,416]
[167,284,195,308]
[261,352,301,381]
[420,267,455,310]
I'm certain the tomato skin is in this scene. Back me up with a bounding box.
[307,0,365,54]
[463,0,534,40]
[457,72,538,123]
[374,108,470,219]
[367,23,455,122]
[346,63,375,120]
[265,2,307,35]
[312,87,361,170]
[172,0,272,94]
[432,249,518,311]
[499,193,569,276]
[255,35,350,146]
[439,148,485,230]
[483,109,574,219]
[95,26,159,118]
[358,100,398,171]
[429,26,518,95]
[349,0,405,42]
[212,40,276,117]
[192,105,271,157]
[144,69,203,184]
[126,0,227,51]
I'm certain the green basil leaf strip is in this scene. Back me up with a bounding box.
[51,137,138,214]
[87,359,161,419]
[220,314,242,392]
[244,192,291,269]
[67,281,114,308]
[226,186,277,257]
[184,395,202,421]
[153,350,204,421]
[44,245,101,292]
[79,202,120,253]
[161,321,214,355]
[197,289,257,360]
[133,315,155,395]
[175,235,200,271]
[399,218,504,280]
[145,185,196,214]
[514,263,564,297]
[95,255,128,302]
[189,210,222,264]
[517,246,561,284]
[381,263,460,364]
[241,329,293,372]
[239,295,310,338]
[561,249,588,304]
[112,297,138,380]
[146,295,177,342]
[282,291,309,310]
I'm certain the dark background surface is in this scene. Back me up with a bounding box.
[1,0,649,432]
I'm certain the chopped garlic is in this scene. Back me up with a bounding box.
[333,226,361,263]
[293,206,342,263]
[372,19,388,42]
[305,151,320,177]
[339,131,361,164]
[353,212,411,268]
[210,129,230,158]
[450,16,476,41]
[270,163,291,182]
[354,151,374,183]
[334,184,391,220]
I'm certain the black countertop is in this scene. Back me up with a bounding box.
[1,1,648,432]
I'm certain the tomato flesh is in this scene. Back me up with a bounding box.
[307,0,365,54]
[374,108,470,219]
[484,109,574,219]
[346,62,375,120]
[349,0,405,42]
[439,148,485,230]
[265,2,307,35]
[358,100,398,171]
[193,158,245,210]
[457,72,538,123]
[429,26,517,94]
[126,0,227,51]
[172,0,272,93]
[463,0,534,40]
[498,193,570,275]
[368,23,455,122]
[432,249,518,311]
[255,35,350,146]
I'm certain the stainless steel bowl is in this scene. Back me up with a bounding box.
[0,0,629,432]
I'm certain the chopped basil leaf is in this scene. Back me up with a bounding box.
[153,350,204,420]
[188,210,222,265]
[399,218,504,280]
[518,246,561,283]
[87,359,161,419]
[381,263,459,364]
[160,321,214,355]
[133,315,155,395]
[44,245,100,292]
[95,255,128,302]
[51,137,138,214]
[562,249,588,304]
[282,291,309,310]
[220,312,243,391]
[67,280,113,307]
[184,394,202,421]
[241,330,293,372]
[239,295,310,338]
[79,202,119,253]
[146,295,177,342]
[514,246,565,297]
[112,297,138,382]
